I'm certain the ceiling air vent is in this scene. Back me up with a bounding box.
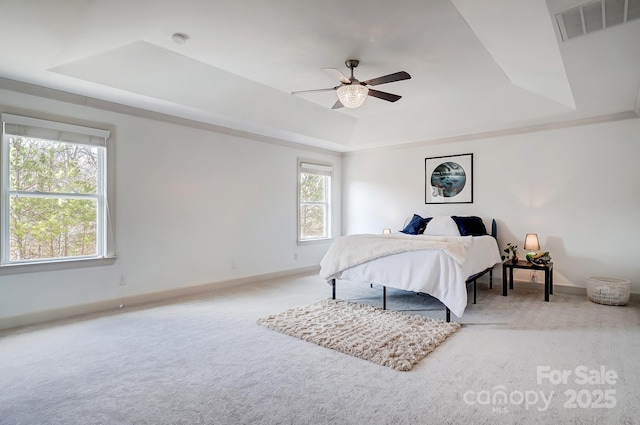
[556,0,640,41]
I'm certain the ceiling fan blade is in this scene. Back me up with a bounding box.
[331,99,344,109]
[367,89,402,102]
[363,71,411,86]
[291,87,337,95]
[323,68,351,84]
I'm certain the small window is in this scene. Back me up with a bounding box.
[1,113,114,266]
[298,161,332,241]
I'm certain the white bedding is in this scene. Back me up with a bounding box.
[319,233,472,279]
[322,234,502,318]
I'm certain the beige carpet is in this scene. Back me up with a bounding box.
[257,298,460,371]
[1,274,639,424]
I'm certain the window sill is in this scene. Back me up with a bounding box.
[0,256,117,275]
[297,238,334,246]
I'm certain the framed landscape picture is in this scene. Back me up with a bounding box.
[425,153,473,204]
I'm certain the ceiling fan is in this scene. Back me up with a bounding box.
[291,59,411,109]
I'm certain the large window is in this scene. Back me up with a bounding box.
[298,161,332,241]
[1,113,113,267]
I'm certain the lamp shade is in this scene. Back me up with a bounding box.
[337,84,368,108]
[524,233,540,251]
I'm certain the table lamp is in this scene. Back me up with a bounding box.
[524,233,540,262]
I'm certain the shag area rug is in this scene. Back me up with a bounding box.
[257,298,460,371]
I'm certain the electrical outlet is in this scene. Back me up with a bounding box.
[293,252,298,261]
[231,261,237,270]
[119,274,127,285]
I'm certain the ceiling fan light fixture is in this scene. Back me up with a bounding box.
[337,84,369,108]
[293,59,410,109]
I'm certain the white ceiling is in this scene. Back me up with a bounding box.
[1,0,639,152]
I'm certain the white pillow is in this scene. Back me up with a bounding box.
[423,216,461,236]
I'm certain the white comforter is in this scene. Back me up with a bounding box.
[320,234,502,318]
[319,234,472,279]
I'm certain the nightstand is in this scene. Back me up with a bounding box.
[502,260,554,301]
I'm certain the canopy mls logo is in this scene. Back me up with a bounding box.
[463,365,618,414]
[463,387,553,413]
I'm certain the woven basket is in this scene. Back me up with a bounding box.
[586,276,631,306]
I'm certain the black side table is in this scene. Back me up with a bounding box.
[502,260,554,301]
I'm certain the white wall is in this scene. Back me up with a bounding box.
[0,88,341,325]
[343,118,640,293]
[2,82,637,327]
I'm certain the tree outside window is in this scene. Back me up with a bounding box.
[1,113,112,266]
[298,162,332,241]
[8,137,100,261]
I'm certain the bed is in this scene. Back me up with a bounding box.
[319,215,502,322]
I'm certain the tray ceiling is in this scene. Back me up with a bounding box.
[0,0,638,151]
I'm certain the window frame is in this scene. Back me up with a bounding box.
[297,159,333,243]
[0,112,116,274]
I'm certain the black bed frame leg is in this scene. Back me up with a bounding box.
[331,279,336,299]
[383,286,387,310]
[473,280,477,304]
[446,308,451,323]
[489,269,493,289]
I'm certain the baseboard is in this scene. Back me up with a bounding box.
[3,268,634,331]
[509,279,587,296]
[0,265,320,331]
[482,277,640,302]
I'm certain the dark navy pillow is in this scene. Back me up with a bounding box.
[451,216,487,236]
[400,214,432,235]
